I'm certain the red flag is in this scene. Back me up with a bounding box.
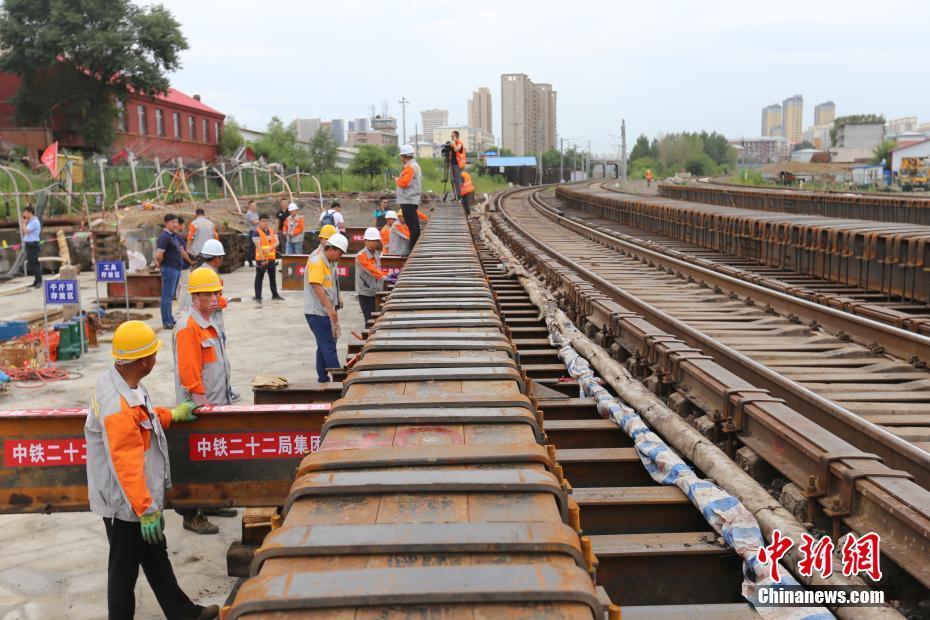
[40,141,59,177]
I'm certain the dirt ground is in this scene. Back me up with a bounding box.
[0,264,367,618]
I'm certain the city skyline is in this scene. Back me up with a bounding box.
[150,0,930,153]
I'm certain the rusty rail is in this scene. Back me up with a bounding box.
[661,181,930,225]
[494,185,930,589]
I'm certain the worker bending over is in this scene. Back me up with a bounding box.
[389,210,411,256]
[283,203,305,254]
[304,233,348,383]
[460,170,476,216]
[356,227,389,324]
[172,267,234,534]
[85,320,218,620]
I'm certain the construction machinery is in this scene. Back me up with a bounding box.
[900,156,930,191]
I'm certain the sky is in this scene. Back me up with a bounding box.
[148,0,930,154]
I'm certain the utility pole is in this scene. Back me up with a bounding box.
[559,137,564,183]
[588,140,591,180]
[620,118,627,183]
[398,97,409,144]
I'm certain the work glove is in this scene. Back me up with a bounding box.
[250,374,288,390]
[171,400,198,422]
[332,321,342,341]
[140,510,165,545]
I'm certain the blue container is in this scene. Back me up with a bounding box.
[0,320,28,342]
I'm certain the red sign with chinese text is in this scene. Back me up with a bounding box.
[4,439,86,467]
[188,432,320,461]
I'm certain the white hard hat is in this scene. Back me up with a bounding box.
[201,239,225,257]
[326,232,349,253]
[399,144,415,156]
[287,202,298,211]
[385,210,398,220]
[363,227,381,241]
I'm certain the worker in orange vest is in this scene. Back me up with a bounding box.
[449,130,466,200]
[355,227,390,324]
[460,170,476,216]
[389,210,411,256]
[254,214,284,303]
[283,203,306,254]
[645,168,654,187]
[380,210,396,249]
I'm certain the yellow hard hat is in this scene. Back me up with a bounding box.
[188,267,223,293]
[319,224,338,240]
[112,320,161,360]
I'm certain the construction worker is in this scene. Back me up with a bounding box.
[449,129,466,199]
[196,239,228,341]
[356,227,389,324]
[85,320,219,620]
[305,232,348,383]
[244,199,259,267]
[394,144,422,248]
[155,213,184,330]
[176,216,195,315]
[313,224,338,257]
[284,203,305,254]
[320,201,346,233]
[275,197,289,251]
[172,267,234,535]
[645,168,654,187]
[373,195,391,228]
[20,205,41,288]
[380,210,397,249]
[254,214,284,303]
[186,208,218,259]
[460,170,476,216]
[389,210,411,256]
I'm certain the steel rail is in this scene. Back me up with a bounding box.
[492,185,930,587]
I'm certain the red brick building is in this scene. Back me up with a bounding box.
[0,73,225,162]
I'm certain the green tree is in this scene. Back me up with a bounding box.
[307,128,337,174]
[541,148,561,167]
[700,131,733,166]
[684,152,717,177]
[499,148,514,157]
[348,145,391,189]
[792,140,815,152]
[629,135,652,163]
[252,116,310,167]
[0,0,187,151]
[871,140,897,168]
[630,156,661,180]
[219,118,245,156]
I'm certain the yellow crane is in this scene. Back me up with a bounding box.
[899,157,930,191]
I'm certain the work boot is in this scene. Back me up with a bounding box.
[182,510,219,535]
[230,389,241,402]
[203,507,237,518]
[187,604,220,619]
[271,295,285,301]
[252,296,262,304]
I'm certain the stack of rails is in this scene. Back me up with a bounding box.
[660,182,930,225]
[226,206,608,618]
[557,184,930,308]
[493,186,930,593]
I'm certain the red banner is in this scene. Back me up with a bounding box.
[5,439,86,467]
[40,141,58,177]
[189,432,319,461]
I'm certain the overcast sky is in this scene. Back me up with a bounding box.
[150,0,930,154]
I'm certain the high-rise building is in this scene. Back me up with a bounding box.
[354,117,369,133]
[468,87,493,134]
[420,109,449,142]
[330,118,346,146]
[782,95,803,144]
[813,101,836,127]
[761,104,782,137]
[501,73,557,155]
[296,118,321,142]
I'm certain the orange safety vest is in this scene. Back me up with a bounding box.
[461,171,475,196]
[453,139,466,168]
[256,227,277,261]
[380,225,391,247]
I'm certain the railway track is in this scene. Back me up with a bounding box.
[226,204,767,618]
[492,186,930,594]
[662,180,930,225]
[591,180,930,337]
